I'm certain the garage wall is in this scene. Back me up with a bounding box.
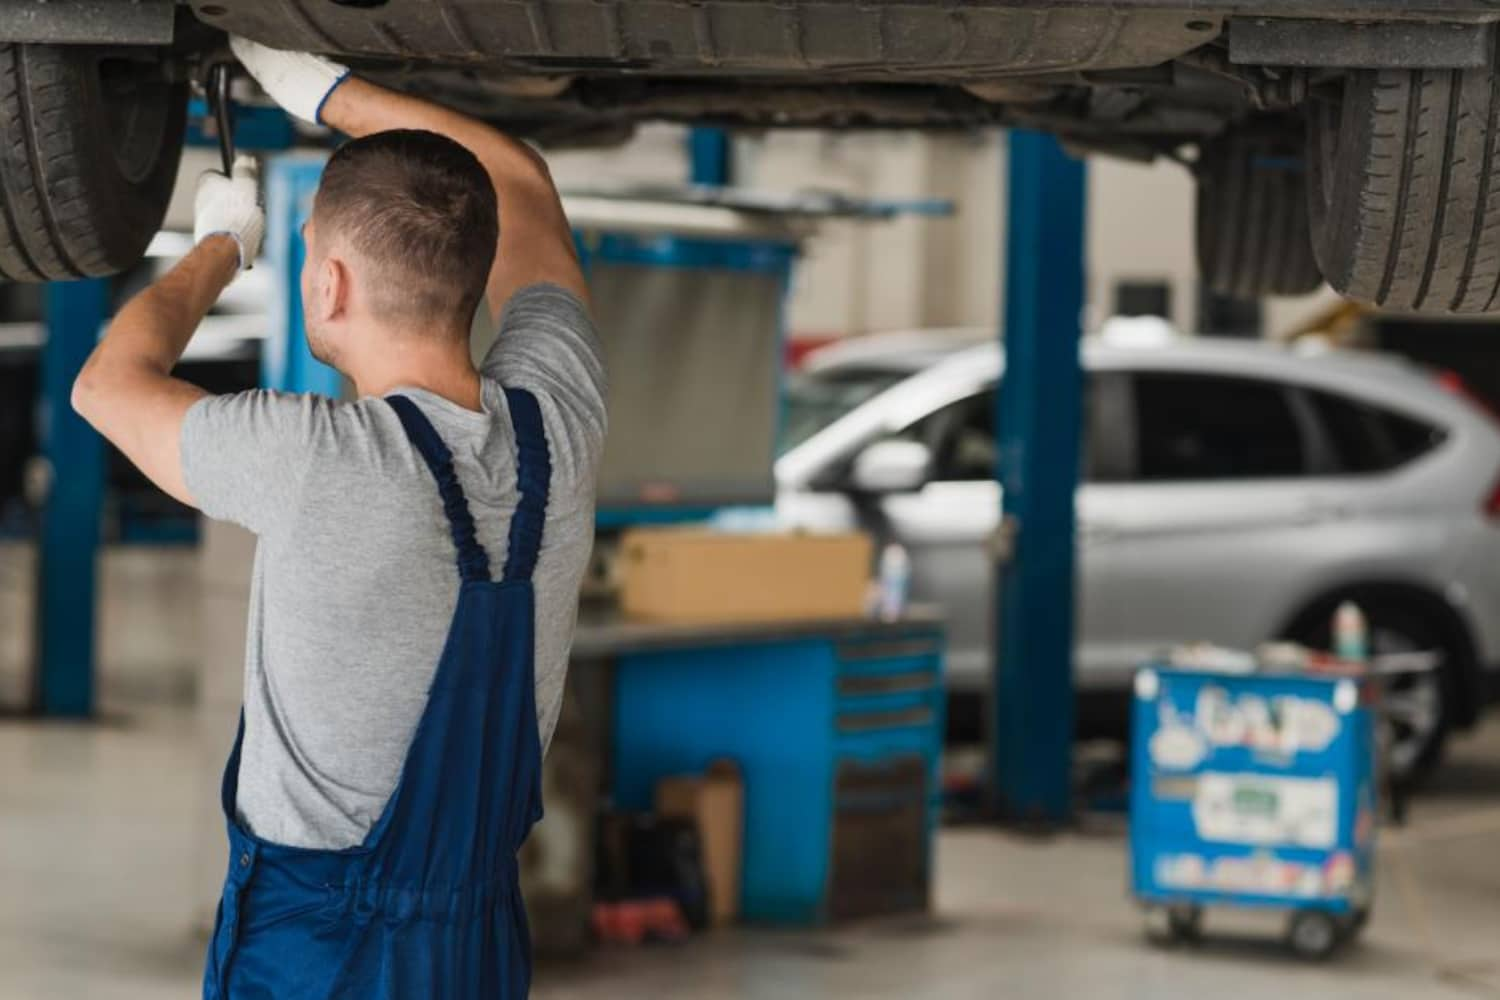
[551,126,1330,341]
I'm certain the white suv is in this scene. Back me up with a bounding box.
[775,328,1500,779]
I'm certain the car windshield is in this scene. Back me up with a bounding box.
[780,366,907,453]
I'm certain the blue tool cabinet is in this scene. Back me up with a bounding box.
[1129,665,1379,958]
[611,623,945,925]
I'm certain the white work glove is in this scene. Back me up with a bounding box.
[194,155,265,270]
[230,35,350,125]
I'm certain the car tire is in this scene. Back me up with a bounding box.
[1195,122,1323,301]
[1306,63,1500,313]
[1285,597,1451,782]
[1286,910,1341,961]
[0,43,186,281]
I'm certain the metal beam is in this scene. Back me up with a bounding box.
[991,130,1087,823]
[35,279,109,717]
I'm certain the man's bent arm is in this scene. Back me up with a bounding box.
[318,77,587,322]
[71,235,240,506]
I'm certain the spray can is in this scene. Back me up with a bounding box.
[876,543,911,622]
[1333,601,1369,664]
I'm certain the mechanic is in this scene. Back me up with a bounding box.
[70,38,605,999]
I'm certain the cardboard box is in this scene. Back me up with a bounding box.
[619,529,872,625]
[656,762,744,926]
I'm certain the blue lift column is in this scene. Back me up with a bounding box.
[688,128,732,186]
[263,155,343,396]
[35,278,110,716]
[991,130,1087,822]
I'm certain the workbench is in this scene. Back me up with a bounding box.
[525,607,945,935]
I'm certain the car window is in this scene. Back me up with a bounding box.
[1306,389,1445,473]
[780,367,907,453]
[1378,409,1447,465]
[1086,372,1131,483]
[1132,372,1306,481]
[893,393,995,482]
[890,376,1113,484]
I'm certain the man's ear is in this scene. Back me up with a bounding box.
[318,254,349,323]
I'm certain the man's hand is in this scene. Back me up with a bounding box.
[229,36,349,125]
[194,155,266,270]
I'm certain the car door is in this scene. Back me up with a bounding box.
[876,380,1125,694]
[1074,370,1139,686]
[1085,368,1325,689]
[781,372,1118,695]
[874,392,999,691]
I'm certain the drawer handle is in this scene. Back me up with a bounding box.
[837,639,941,663]
[838,673,934,697]
[838,706,934,733]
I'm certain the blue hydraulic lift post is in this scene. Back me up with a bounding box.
[263,155,343,396]
[991,130,1087,822]
[35,278,110,716]
[688,128,732,186]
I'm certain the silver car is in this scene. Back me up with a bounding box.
[775,327,1500,776]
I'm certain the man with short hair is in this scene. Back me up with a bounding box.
[72,39,604,999]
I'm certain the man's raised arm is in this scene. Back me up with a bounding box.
[230,38,588,324]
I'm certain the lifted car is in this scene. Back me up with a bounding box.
[4,0,1500,316]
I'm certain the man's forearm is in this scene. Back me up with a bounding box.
[69,235,239,506]
[78,235,239,384]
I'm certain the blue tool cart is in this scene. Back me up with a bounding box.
[1129,664,1379,959]
[606,614,946,926]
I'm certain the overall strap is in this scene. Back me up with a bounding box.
[501,387,551,584]
[386,395,492,584]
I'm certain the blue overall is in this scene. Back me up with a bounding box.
[204,388,551,1000]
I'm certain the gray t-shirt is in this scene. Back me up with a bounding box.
[182,284,605,850]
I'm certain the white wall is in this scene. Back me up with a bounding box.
[541,126,1325,341]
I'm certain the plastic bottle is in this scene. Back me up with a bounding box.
[1333,600,1368,664]
[876,543,911,622]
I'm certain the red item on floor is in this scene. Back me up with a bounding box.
[591,898,690,945]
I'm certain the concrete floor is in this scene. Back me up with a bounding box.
[3,705,1498,999]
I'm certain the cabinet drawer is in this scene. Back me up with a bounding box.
[835,637,943,681]
[836,725,937,765]
[837,670,938,698]
[829,755,930,921]
[836,703,936,735]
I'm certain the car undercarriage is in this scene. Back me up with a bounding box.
[6,0,1500,313]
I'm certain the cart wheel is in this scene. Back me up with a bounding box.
[1338,906,1371,943]
[1287,910,1340,960]
[1166,904,1204,944]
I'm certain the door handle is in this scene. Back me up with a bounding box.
[1298,501,1352,524]
[1080,520,1122,543]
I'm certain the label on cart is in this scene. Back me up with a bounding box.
[1192,773,1337,849]
[1155,849,1354,899]
[1148,684,1342,770]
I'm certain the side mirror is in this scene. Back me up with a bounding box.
[849,439,932,494]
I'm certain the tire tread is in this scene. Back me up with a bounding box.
[1312,48,1500,313]
[0,42,185,282]
[1197,123,1323,301]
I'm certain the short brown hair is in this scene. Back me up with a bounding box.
[313,129,497,332]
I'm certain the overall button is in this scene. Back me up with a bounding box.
[239,852,251,868]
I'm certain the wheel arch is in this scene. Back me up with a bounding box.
[1277,578,1483,729]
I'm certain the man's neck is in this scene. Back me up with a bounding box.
[349,337,484,413]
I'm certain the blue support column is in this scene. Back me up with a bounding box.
[263,155,343,396]
[35,278,109,716]
[991,130,1087,822]
[688,127,732,186]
